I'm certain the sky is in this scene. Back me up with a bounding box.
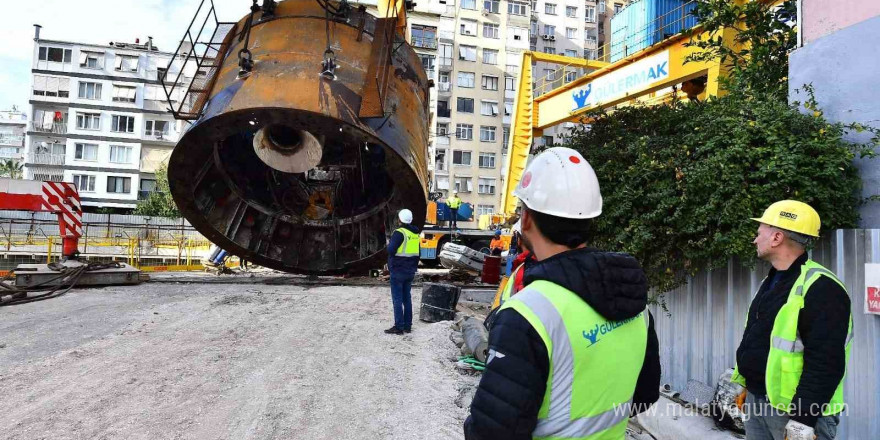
[0,0,251,112]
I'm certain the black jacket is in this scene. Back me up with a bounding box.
[387,224,420,275]
[464,248,661,440]
[735,253,850,427]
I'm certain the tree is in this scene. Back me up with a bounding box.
[0,159,24,179]
[557,0,877,293]
[134,164,182,218]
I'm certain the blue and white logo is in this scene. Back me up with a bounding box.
[571,51,670,112]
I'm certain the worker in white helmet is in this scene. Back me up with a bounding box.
[465,147,660,439]
[446,190,463,228]
[384,208,420,335]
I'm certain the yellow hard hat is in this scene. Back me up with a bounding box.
[751,200,821,237]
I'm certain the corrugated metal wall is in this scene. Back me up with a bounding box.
[649,229,880,439]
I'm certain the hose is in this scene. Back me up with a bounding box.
[0,261,123,307]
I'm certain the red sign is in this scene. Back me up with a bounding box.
[867,286,880,315]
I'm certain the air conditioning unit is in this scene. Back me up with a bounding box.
[549,35,556,41]
[482,8,490,16]
[464,30,473,35]
[541,34,552,40]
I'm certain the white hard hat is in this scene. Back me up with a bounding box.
[398,209,413,224]
[451,190,457,195]
[513,147,602,219]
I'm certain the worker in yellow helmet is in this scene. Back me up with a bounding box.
[732,201,852,440]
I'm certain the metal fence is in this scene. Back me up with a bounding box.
[649,229,880,440]
[0,210,214,272]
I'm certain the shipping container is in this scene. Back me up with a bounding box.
[609,0,699,62]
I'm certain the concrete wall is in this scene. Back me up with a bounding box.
[789,14,880,228]
[802,0,880,44]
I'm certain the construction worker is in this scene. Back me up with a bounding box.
[732,201,852,440]
[447,190,462,228]
[489,230,505,256]
[384,208,420,335]
[465,147,660,439]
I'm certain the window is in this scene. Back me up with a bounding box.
[481,75,498,90]
[76,112,101,130]
[504,100,514,115]
[482,48,498,65]
[78,82,102,100]
[565,49,578,57]
[502,127,510,150]
[480,126,497,142]
[458,45,477,61]
[614,3,623,14]
[506,64,519,75]
[543,135,555,146]
[74,143,98,161]
[508,1,528,15]
[112,85,137,103]
[115,55,140,72]
[545,3,557,15]
[543,25,556,35]
[585,30,598,44]
[457,71,475,88]
[435,148,447,171]
[479,152,496,168]
[505,76,516,91]
[109,145,133,163]
[79,51,104,69]
[482,23,499,39]
[584,48,597,60]
[411,25,437,49]
[455,124,473,141]
[107,176,132,194]
[454,177,473,193]
[461,0,476,10]
[146,120,171,138]
[38,46,72,63]
[543,46,555,55]
[544,69,556,80]
[111,115,135,133]
[438,123,449,136]
[483,0,499,13]
[566,6,577,17]
[460,19,477,36]
[439,45,454,69]
[33,75,70,97]
[453,149,472,165]
[509,27,528,43]
[566,28,577,39]
[585,5,596,22]
[477,204,494,216]
[480,100,499,116]
[436,176,450,190]
[478,178,496,194]
[599,0,606,14]
[457,97,474,113]
[438,100,450,117]
[72,175,96,192]
[565,70,577,82]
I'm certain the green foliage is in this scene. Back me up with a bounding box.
[134,164,181,218]
[685,0,798,101]
[0,159,24,179]
[557,0,878,292]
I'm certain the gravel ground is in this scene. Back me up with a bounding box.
[0,281,480,439]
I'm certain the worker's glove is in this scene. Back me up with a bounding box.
[735,390,747,411]
[784,420,816,440]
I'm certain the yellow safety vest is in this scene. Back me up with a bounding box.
[731,260,852,416]
[448,196,462,209]
[500,280,649,439]
[395,228,420,258]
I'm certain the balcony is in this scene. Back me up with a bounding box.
[437,108,451,118]
[144,129,173,142]
[0,149,23,160]
[30,121,67,135]
[412,37,438,50]
[28,153,66,166]
[438,57,453,69]
[0,134,24,147]
[437,82,452,93]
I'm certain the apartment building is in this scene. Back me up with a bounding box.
[0,108,27,165]
[598,0,630,58]
[24,26,188,211]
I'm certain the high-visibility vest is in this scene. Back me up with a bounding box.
[731,259,852,416]
[499,263,523,305]
[448,196,462,209]
[395,227,420,257]
[500,280,649,439]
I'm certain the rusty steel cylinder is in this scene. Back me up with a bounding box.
[168,0,430,274]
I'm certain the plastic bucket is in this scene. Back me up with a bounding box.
[419,282,461,322]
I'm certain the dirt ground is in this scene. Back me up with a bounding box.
[0,279,481,439]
